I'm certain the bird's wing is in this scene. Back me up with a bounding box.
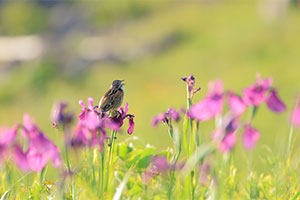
[99,89,123,112]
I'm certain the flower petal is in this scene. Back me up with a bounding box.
[292,106,300,127]
[243,124,260,150]
[13,145,31,172]
[266,89,286,113]
[229,93,247,116]
[219,133,237,152]
[127,116,134,135]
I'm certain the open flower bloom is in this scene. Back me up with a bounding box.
[243,124,260,150]
[182,75,201,98]
[111,103,135,135]
[243,74,273,106]
[266,89,286,113]
[292,100,300,127]
[189,80,223,121]
[72,98,109,150]
[1,114,62,172]
[152,107,180,127]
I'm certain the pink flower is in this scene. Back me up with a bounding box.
[27,147,49,172]
[152,113,167,127]
[13,145,30,172]
[51,102,73,128]
[243,124,260,150]
[27,133,62,171]
[292,101,300,127]
[0,125,18,146]
[219,133,237,152]
[189,80,223,121]
[181,75,201,98]
[243,74,272,106]
[152,107,180,127]
[228,92,247,116]
[111,103,135,134]
[266,89,286,113]
[152,156,169,173]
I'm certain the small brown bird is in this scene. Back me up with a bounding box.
[98,80,125,113]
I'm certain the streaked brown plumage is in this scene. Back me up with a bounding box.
[98,80,124,113]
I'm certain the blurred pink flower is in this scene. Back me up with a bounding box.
[228,92,247,116]
[152,156,169,173]
[26,133,62,171]
[13,145,30,172]
[243,124,260,150]
[0,125,18,146]
[243,74,273,106]
[219,133,237,152]
[291,101,300,127]
[152,107,180,127]
[51,102,73,128]
[266,89,286,113]
[189,80,223,121]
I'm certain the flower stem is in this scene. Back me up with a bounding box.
[89,148,96,192]
[287,125,294,156]
[98,150,105,198]
[104,130,117,193]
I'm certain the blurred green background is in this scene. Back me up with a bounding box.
[0,0,300,171]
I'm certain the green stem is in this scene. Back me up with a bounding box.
[98,150,105,198]
[191,170,195,200]
[287,126,294,156]
[64,142,71,173]
[104,130,117,193]
[89,148,96,191]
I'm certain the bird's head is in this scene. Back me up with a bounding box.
[111,80,125,89]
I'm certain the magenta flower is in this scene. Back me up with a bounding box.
[72,98,134,151]
[152,107,180,127]
[13,145,30,172]
[0,114,62,172]
[228,92,247,116]
[152,113,167,127]
[72,98,109,150]
[291,100,300,127]
[21,114,39,138]
[51,102,74,128]
[211,117,239,152]
[243,124,260,150]
[189,80,223,121]
[182,75,201,98]
[0,125,18,146]
[111,103,135,135]
[266,89,286,113]
[151,156,169,173]
[243,74,273,106]
[219,133,237,152]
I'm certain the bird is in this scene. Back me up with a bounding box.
[98,80,125,114]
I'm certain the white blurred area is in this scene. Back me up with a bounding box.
[0,35,44,62]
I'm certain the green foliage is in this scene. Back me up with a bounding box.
[0,2,47,35]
